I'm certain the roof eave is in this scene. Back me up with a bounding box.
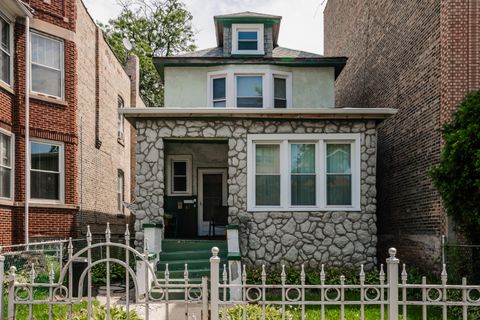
[121,107,397,125]
[153,56,348,80]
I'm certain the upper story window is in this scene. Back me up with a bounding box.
[274,77,287,108]
[0,130,13,200]
[0,15,12,86]
[247,134,361,211]
[117,95,125,140]
[212,77,226,107]
[208,70,291,108]
[232,24,264,55]
[31,31,64,99]
[236,75,263,108]
[30,140,64,202]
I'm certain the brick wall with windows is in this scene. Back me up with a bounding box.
[75,0,133,239]
[324,0,480,267]
[0,0,137,246]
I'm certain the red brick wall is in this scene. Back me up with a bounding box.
[325,0,480,268]
[0,0,78,246]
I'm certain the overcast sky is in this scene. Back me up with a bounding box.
[82,0,328,54]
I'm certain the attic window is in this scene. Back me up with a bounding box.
[232,24,264,55]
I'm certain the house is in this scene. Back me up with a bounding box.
[122,12,396,269]
[0,0,142,246]
[324,0,480,267]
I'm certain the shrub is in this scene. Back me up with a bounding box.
[220,304,294,320]
[430,90,480,243]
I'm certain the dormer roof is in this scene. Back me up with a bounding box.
[214,11,282,47]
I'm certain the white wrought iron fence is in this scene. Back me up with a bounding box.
[2,227,480,320]
[210,247,480,320]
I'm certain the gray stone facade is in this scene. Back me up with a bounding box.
[135,119,378,269]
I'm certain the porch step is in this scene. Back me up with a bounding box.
[157,239,228,282]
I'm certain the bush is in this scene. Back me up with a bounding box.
[220,304,293,320]
[430,90,480,243]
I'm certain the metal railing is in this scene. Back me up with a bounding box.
[210,247,480,320]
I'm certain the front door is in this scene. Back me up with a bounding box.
[198,169,227,236]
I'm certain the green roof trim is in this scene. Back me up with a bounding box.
[154,57,347,80]
[226,224,239,230]
[227,253,242,261]
[143,223,164,229]
[219,19,277,27]
[135,253,157,261]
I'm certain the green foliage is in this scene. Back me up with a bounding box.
[220,304,294,320]
[99,0,196,107]
[430,91,480,243]
[91,262,127,285]
[73,304,142,320]
[246,266,380,286]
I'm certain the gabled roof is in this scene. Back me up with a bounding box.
[214,11,282,47]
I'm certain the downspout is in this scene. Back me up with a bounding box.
[24,16,30,245]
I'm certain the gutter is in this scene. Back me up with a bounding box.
[24,15,30,245]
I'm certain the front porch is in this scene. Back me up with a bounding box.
[163,140,229,239]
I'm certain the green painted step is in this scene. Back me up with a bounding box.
[159,250,227,262]
[156,268,212,280]
[158,258,211,271]
[162,239,227,252]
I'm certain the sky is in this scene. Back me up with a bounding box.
[82,0,328,55]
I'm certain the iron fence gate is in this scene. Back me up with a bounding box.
[0,224,208,320]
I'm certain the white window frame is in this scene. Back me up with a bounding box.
[166,155,192,196]
[0,128,14,200]
[0,13,14,87]
[207,69,291,108]
[232,24,264,55]
[234,73,265,108]
[30,138,65,204]
[247,133,361,212]
[30,30,65,100]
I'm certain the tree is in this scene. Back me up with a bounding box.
[430,91,480,243]
[100,0,196,107]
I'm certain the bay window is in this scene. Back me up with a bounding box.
[0,130,13,199]
[247,134,360,211]
[30,140,64,202]
[31,31,64,98]
[208,70,291,108]
[0,15,12,85]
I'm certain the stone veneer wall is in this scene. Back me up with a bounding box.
[135,119,378,269]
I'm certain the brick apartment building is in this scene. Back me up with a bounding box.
[324,0,480,267]
[0,0,142,246]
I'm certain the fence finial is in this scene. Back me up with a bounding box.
[401,264,408,282]
[281,265,286,284]
[30,263,36,283]
[49,264,55,283]
[320,264,325,283]
[211,246,219,257]
[68,237,73,257]
[388,247,397,258]
[242,264,247,284]
[86,225,92,244]
[165,263,170,281]
[360,264,365,283]
[261,264,267,284]
[441,264,447,283]
[379,264,385,281]
[125,224,130,239]
[222,264,227,283]
[184,263,189,281]
[105,223,111,242]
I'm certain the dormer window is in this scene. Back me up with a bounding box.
[232,24,264,55]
